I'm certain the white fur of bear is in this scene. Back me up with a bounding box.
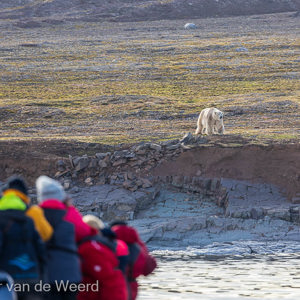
[195,107,224,135]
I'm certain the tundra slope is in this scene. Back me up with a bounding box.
[0,13,299,144]
[0,0,299,22]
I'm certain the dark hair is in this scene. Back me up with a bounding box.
[101,227,117,239]
[3,175,28,196]
[110,220,128,227]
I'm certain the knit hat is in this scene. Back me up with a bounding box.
[2,175,30,204]
[4,175,28,196]
[36,175,66,203]
[83,215,105,230]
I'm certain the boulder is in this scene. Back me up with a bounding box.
[180,132,194,144]
[291,193,300,204]
[98,160,108,168]
[89,158,98,168]
[113,150,135,159]
[184,23,196,29]
[63,180,71,190]
[85,177,93,186]
[149,143,162,152]
[141,178,152,188]
[56,160,66,172]
[250,208,264,219]
[161,139,179,147]
[166,143,181,151]
[96,152,111,160]
[112,158,127,167]
[73,156,90,171]
[123,180,137,191]
[265,208,291,222]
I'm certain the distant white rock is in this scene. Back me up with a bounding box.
[184,23,196,29]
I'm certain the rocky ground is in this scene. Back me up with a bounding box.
[1,135,299,248]
[1,134,299,198]
[46,135,300,247]
[70,178,300,249]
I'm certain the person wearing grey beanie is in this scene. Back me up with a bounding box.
[36,175,67,203]
[36,175,81,300]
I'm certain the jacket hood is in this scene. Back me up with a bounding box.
[111,225,139,244]
[2,189,30,205]
[79,225,98,240]
[64,206,92,242]
[39,199,66,210]
[0,193,27,211]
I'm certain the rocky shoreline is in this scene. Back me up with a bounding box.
[1,135,299,249]
[52,134,300,198]
[68,179,300,249]
[30,136,300,248]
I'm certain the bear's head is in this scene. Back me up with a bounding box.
[213,110,223,121]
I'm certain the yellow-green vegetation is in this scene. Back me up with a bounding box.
[0,13,299,144]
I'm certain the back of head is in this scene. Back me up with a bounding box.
[111,222,139,244]
[4,175,28,196]
[83,214,105,231]
[110,220,128,227]
[2,175,30,205]
[36,175,66,203]
[101,227,116,239]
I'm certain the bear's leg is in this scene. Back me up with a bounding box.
[195,111,205,135]
[195,123,202,135]
[202,120,208,135]
[212,125,218,134]
[218,124,224,135]
[206,123,213,135]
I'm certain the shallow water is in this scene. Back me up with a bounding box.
[139,241,300,300]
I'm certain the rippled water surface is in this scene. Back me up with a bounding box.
[139,241,300,300]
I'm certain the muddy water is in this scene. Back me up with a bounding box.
[139,241,300,300]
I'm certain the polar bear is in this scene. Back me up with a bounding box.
[195,107,224,135]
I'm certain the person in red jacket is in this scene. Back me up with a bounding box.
[111,221,157,300]
[77,215,128,300]
[64,196,93,243]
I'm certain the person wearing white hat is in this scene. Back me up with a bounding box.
[36,176,81,300]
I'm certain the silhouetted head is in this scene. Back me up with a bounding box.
[2,175,30,205]
[110,220,128,227]
[4,175,28,196]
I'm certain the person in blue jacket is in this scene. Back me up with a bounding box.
[0,176,47,300]
[36,175,82,300]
